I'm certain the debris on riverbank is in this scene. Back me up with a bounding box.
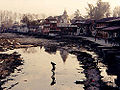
[0,51,23,89]
[70,51,101,90]
[0,38,20,51]
[0,52,23,79]
[0,33,47,51]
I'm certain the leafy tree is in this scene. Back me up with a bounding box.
[21,14,30,24]
[113,6,120,17]
[73,9,84,20]
[86,4,95,19]
[86,0,110,20]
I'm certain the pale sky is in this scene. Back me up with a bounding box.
[0,0,120,16]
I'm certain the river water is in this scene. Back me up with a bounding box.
[1,47,86,90]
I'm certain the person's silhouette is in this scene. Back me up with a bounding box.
[51,62,56,86]
[51,62,56,71]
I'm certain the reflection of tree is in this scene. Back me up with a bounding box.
[60,49,68,63]
[22,47,37,54]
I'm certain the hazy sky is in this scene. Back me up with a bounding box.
[0,0,120,16]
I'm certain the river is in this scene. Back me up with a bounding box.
[1,47,86,90]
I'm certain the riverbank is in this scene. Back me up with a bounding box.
[0,52,23,89]
[0,33,119,90]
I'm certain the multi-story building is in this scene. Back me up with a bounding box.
[72,19,95,36]
[95,17,120,39]
[42,17,60,36]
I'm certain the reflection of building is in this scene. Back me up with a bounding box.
[60,49,68,63]
[23,48,37,53]
[44,45,57,54]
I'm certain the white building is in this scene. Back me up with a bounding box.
[17,24,29,33]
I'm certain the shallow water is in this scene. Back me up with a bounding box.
[2,47,86,90]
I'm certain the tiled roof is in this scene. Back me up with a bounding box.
[95,26,107,29]
[96,17,120,23]
[102,26,120,31]
[106,18,120,23]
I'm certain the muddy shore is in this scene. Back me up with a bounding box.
[0,52,23,89]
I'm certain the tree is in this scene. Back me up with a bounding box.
[113,6,120,17]
[86,4,95,19]
[86,0,110,20]
[21,14,30,24]
[0,10,15,28]
[73,9,84,20]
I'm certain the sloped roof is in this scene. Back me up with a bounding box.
[96,17,120,23]
[73,19,95,25]
[95,26,107,29]
[46,16,57,20]
[102,26,120,31]
[106,18,120,23]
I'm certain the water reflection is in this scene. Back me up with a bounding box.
[104,59,120,88]
[2,47,85,90]
[51,62,56,86]
[60,49,68,63]
[44,45,57,54]
[22,48,37,54]
[51,70,56,86]
[7,82,19,90]
[84,50,118,88]
[50,62,56,86]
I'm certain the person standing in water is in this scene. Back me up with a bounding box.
[51,62,56,86]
